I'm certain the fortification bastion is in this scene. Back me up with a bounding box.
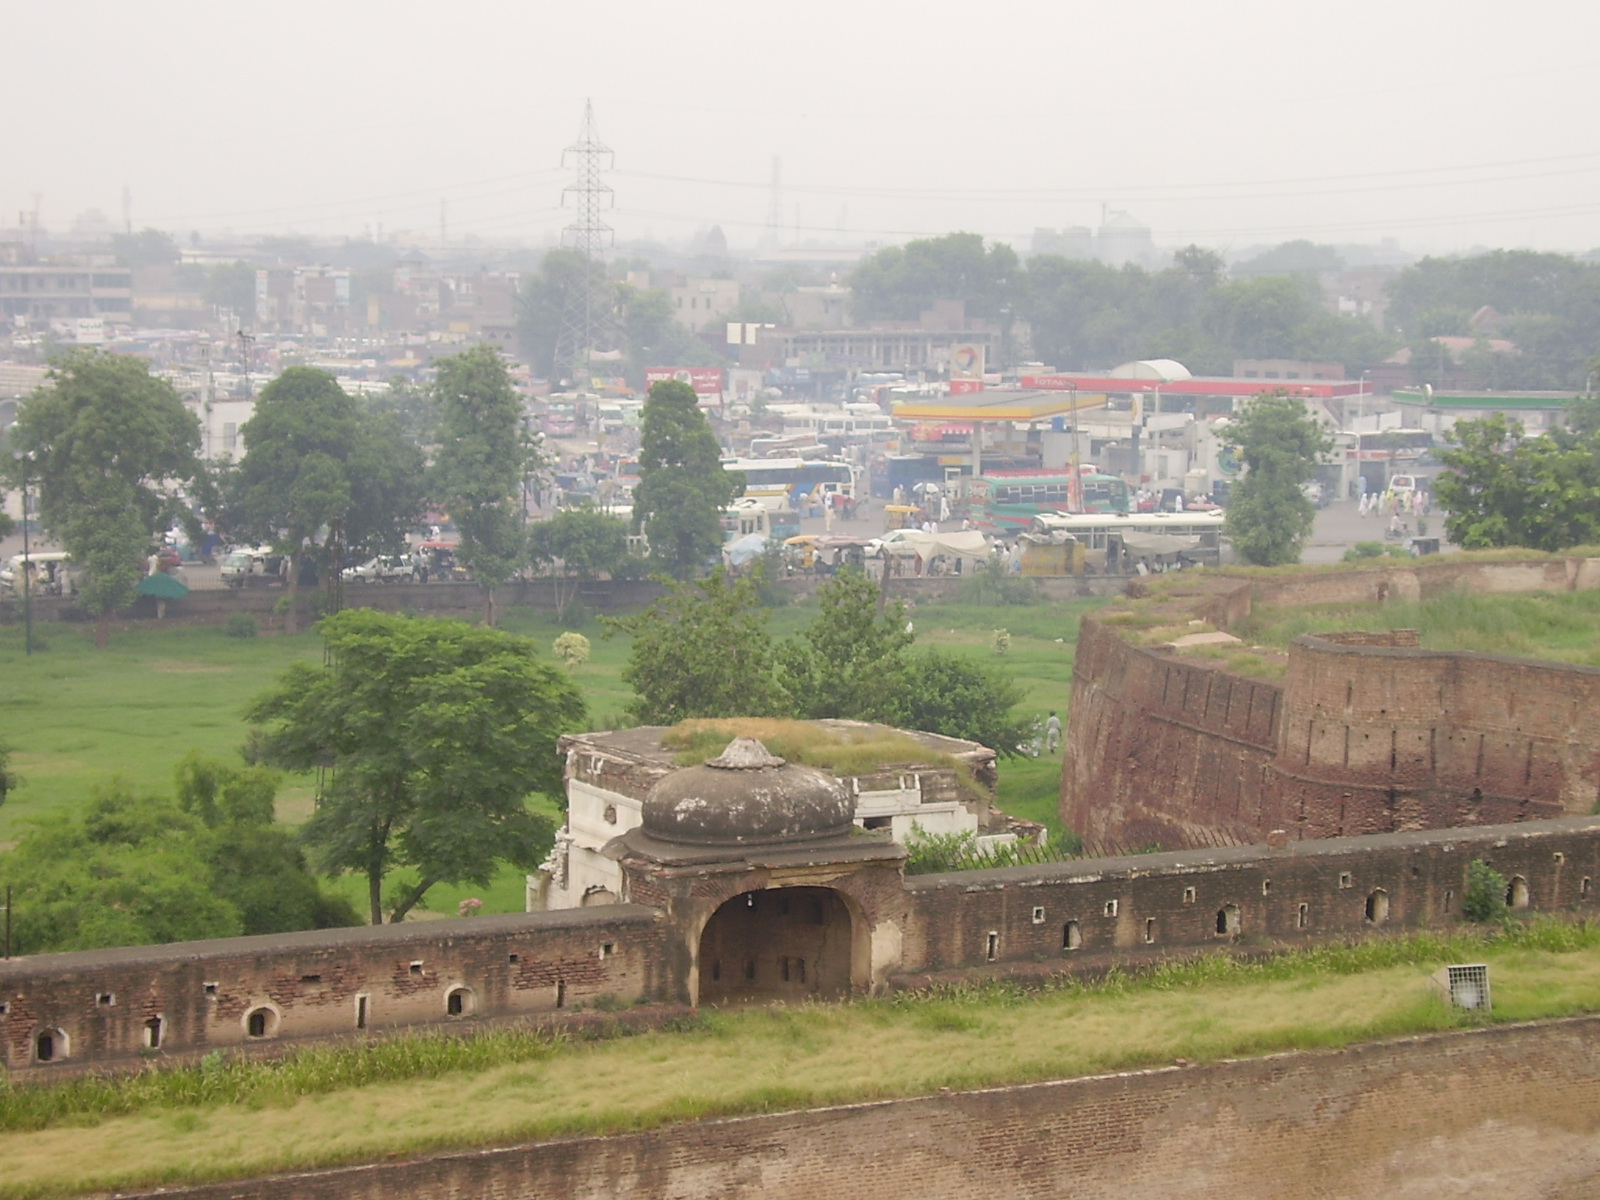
[1062,555,1600,850]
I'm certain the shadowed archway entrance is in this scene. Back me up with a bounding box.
[698,887,854,1004]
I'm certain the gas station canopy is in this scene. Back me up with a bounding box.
[891,389,1105,423]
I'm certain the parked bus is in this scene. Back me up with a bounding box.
[720,457,858,508]
[967,470,1131,531]
[1027,511,1228,571]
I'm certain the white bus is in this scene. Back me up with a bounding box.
[720,457,858,506]
[1028,511,1228,569]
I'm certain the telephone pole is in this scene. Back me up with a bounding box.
[553,100,617,390]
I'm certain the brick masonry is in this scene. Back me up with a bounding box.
[1063,557,1600,849]
[114,1016,1600,1199]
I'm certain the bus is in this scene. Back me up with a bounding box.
[966,470,1131,531]
[1027,511,1228,571]
[720,458,858,507]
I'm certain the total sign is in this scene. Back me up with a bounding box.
[645,367,725,397]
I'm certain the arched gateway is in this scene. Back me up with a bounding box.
[699,886,854,1004]
[613,736,902,1005]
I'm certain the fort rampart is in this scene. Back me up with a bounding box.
[1063,556,1600,849]
[117,1015,1600,1199]
[6,813,1598,1076]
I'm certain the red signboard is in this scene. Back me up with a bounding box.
[948,379,986,395]
[1019,375,1078,390]
[645,367,725,396]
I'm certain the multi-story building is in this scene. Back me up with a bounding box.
[0,262,132,327]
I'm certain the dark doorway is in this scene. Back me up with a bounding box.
[698,887,854,1005]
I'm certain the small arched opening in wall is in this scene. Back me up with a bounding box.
[696,886,856,1006]
[445,986,475,1017]
[1365,888,1390,924]
[33,1027,68,1063]
[1507,875,1530,910]
[142,1016,164,1050]
[1215,904,1241,937]
[244,1006,279,1039]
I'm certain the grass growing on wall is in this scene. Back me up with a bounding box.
[0,920,1596,1197]
[1233,587,1600,665]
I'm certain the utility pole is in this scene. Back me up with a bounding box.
[762,156,783,250]
[553,100,616,391]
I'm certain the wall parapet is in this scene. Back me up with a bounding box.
[1063,556,1600,849]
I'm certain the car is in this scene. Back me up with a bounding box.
[342,555,420,584]
[219,547,285,588]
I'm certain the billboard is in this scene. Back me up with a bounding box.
[645,367,725,396]
[1020,374,1078,390]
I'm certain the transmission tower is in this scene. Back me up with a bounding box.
[553,100,617,389]
[760,156,783,250]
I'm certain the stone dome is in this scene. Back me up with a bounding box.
[640,737,854,847]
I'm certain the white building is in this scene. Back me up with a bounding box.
[531,722,1000,911]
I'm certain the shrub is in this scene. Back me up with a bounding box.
[223,613,258,639]
[553,631,591,670]
[1462,858,1509,923]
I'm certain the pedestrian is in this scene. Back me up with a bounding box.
[1045,711,1062,754]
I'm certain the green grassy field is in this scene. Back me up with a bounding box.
[0,589,1106,915]
[0,920,1595,1198]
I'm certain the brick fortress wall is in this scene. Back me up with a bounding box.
[7,814,1599,1076]
[119,1016,1600,1200]
[1063,557,1600,849]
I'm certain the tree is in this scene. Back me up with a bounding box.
[891,650,1031,756]
[9,351,205,645]
[430,345,534,624]
[204,261,257,320]
[246,610,586,924]
[1222,390,1332,566]
[0,761,358,955]
[779,569,914,722]
[110,227,180,269]
[226,367,425,633]
[849,232,1019,323]
[1433,415,1600,551]
[632,379,741,577]
[527,505,630,612]
[608,569,783,724]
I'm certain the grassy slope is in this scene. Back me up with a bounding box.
[0,590,1108,914]
[0,924,1596,1197]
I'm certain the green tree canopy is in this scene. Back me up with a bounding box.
[633,379,741,577]
[1433,415,1600,551]
[528,505,631,611]
[0,763,357,955]
[111,228,180,269]
[430,345,535,622]
[849,232,1019,323]
[9,350,206,644]
[246,610,586,924]
[779,569,914,722]
[1222,390,1332,566]
[609,569,783,724]
[226,366,425,632]
[890,650,1030,756]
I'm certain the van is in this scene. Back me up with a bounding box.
[0,551,80,597]
[219,547,285,588]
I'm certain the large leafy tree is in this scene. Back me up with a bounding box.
[849,232,1019,323]
[227,367,424,633]
[9,350,206,646]
[779,569,915,722]
[1222,390,1332,566]
[1434,414,1600,551]
[246,610,586,924]
[891,650,1030,756]
[633,379,740,577]
[0,765,356,955]
[430,345,535,624]
[527,505,631,612]
[608,569,782,724]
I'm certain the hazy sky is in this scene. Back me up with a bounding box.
[9,0,1598,256]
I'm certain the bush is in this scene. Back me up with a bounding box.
[223,613,259,639]
[958,559,1039,606]
[1462,858,1509,923]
